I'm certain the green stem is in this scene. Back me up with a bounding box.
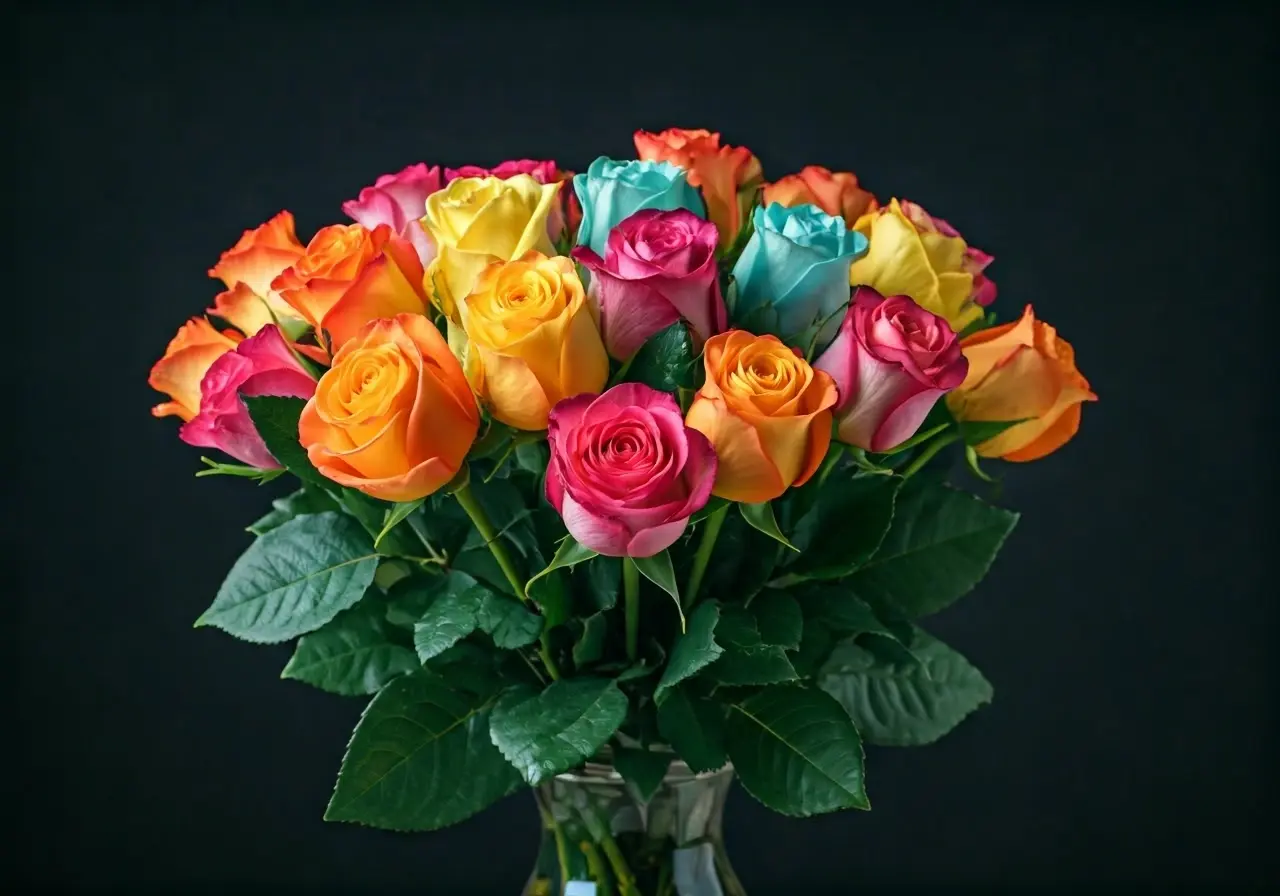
[608,353,637,388]
[817,443,846,486]
[685,503,729,608]
[901,431,961,479]
[580,840,616,896]
[623,558,641,662]
[405,514,446,565]
[453,481,561,680]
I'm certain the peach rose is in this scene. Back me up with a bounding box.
[685,330,838,503]
[763,165,878,228]
[460,252,609,431]
[299,314,479,502]
[272,223,427,356]
[206,211,307,337]
[634,128,763,250]
[148,317,243,421]
[946,305,1096,462]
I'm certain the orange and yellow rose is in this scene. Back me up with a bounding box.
[460,252,609,432]
[764,165,878,228]
[272,223,427,356]
[298,314,479,502]
[685,330,838,503]
[634,128,763,250]
[148,317,243,421]
[206,211,307,337]
[946,305,1096,461]
[421,175,561,322]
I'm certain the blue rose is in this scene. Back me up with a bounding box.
[730,202,869,345]
[573,157,706,257]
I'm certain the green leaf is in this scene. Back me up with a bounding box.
[959,417,1032,446]
[325,669,521,831]
[475,592,543,649]
[281,599,417,696]
[873,420,952,458]
[626,321,696,392]
[689,496,730,526]
[848,479,1019,618]
[383,577,439,630]
[787,475,901,580]
[632,550,683,629]
[573,612,609,667]
[797,584,896,639]
[702,513,779,601]
[820,630,993,746]
[582,555,621,612]
[964,444,995,483]
[790,621,835,677]
[413,582,484,662]
[243,396,327,487]
[708,605,798,686]
[655,687,727,774]
[195,456,285,483]
[750,591,803,650]
[375,499,426,550]
[726,684,869,816]
[247,487,339,536]
[526,537,597,601]
[654,601,723,703]
[612,747,672,802]
[739,502,799,551]
[489,678,629,784]
[195,512,377,643]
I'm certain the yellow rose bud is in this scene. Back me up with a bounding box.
[421,175,561,322]
[460,252,609,431]
[848,198,986,333]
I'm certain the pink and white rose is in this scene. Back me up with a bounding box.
[179,324,317,468]
[545,383,717,558]
[341,163,443,267]
[572,208,725,360]
[815,286,968,452]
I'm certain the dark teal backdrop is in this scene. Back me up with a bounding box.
[12,6,1275,894]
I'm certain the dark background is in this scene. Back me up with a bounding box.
[13,6,1276,894]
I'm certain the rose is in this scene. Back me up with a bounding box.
[149,317,242,421]
[945,305,1096,462]
[179,325,317,468]
[341,163,443,268]
[420,174,561,322]
[815,287,968,452]
[545,384,716,557]
[271,222,427,356]
[299,314,478,501]
[571,209,725,360]
[443,159,578,245]
[572,157,705,258]
[633,128,763,250]
[730,203,868,345]
[685,330,838,503]
[848,198,996,333]
[459,252,608,431]
[206,211,307,337]
[763,165,878,228]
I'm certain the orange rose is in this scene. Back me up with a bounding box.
[206,211,307,336]
[685,330,838,503]
[946,305,1096,462]
[272,223,428,355]
[763,165,878,228]
[148,317,243,421]
[634,128,763,250]
[299,314,479,502]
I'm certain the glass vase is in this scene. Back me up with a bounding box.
[523,759,745,896]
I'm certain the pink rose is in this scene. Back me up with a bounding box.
[179,324,317,468]
[815,287,968,452]
[571,208,725,360]
[341,163,443,267]
[445,159,572,243]
[546,383,717,558]
[900,199,998,308]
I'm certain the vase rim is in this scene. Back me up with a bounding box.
[555,759,734,785]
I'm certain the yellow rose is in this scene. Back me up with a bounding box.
[460,252,609,431]
[848,198,985,332]
[421,175,561,321]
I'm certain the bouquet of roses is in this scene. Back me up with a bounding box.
[150,128,1094,893]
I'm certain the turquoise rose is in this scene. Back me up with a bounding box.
[573,157,706,257]
[731,202,868,345]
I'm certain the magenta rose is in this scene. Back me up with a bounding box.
[546,383,717,558]
[815,286,968,452]
[341,162,443,267]
[571,208,725,360]
[179,325,316,468]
